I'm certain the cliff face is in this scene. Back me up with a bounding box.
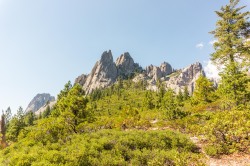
[75,50,205,94]
[164,62,205,93]
[25,93,55,113]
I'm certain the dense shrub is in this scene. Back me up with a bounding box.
[0,130,204,165]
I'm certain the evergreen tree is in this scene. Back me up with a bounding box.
[218,62,250,107]
[56,84,89,133]
[4,107,12,128]
[42,105,51,118]
[0,112,7,148]
[143,91,155,109]
[6,107,26,142]
[162,89,186,119]
[156,81,166,108]
[57,81,72,100]
[177,90,184,103]
[210,0,250,65]
[192,76,215,104]
[24,111,35,126]
[183,86,190,101]
[211,0,250,107]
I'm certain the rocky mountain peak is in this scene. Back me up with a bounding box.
[100,50,113,64]
[75,50,205,95]
[160,62,173,76]
[80,50,118,94]
[116,52,134,66]
[164,62,205,94]
[116,52,138,78]
[146,62,173,81]
[25,93,55,113]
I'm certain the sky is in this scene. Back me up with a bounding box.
[0,0,249,114]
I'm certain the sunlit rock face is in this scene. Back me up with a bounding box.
[25,93,55,113]
[75,50,205,95]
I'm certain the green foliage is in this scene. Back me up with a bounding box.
[24,112,35,126]
[0,130,204,165]
[204,109,250,156]
[210,0,250,109]
[6,107,26,142]
[192,75,215,104]
[210,0,250,65]
[217,62,250,108]
[42,105,51,118]
[162,89,188,120]
[143,91,155,110]
[183,87,190,101]
[1,59,249,164]
[57,81,72,101]
[55,84,89,133]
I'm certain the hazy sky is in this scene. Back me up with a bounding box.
[0,0,249,114]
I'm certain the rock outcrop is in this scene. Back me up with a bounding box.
[35,100,57,115]
[165,62,205,94]
[75,74,88,86]
[83,50,118,94]
[25,93,55,113]
[76,50,142,94]
[75,50,205,95]
[146,65,163,81]
[116,52,142,78]
[160,62,173,76]
[146,62,173,81]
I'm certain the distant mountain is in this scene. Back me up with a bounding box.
[25,93,55,113]
[75,50,205,94]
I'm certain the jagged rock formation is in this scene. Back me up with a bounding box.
[160,62,173,76]
[75,50,142,94]
[116,52,142,78]
[35,100,57,116]
[25,93,55,113]
[165,62,205,93]
[75,74,88,86]
[78,50,118,94]
[75,50,205,94]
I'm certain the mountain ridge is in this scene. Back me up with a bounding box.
[75,50,205,94]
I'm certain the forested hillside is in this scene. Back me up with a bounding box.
[0,0,249,165]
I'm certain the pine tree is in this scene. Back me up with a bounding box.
[210,0,250,65]
[218,62,250,107]
[183,86,190,101]
[42,105,51,118]
[24,111,35,126]
[156,81,166,108]
[4,107,12,128]
[57,81,72,100]
[0,112,7,148]
[143,91,154,109]
[193,76,215,104]
[56,84,89,133]
[211,0,250,107]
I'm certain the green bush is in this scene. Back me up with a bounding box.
[0,130,204,165]
[204,109,250,156]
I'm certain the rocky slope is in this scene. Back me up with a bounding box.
[25,93,55,113]
[35,100,57,116]
[75,50,205,94]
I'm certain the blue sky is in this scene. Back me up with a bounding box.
[0,0,249,114]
